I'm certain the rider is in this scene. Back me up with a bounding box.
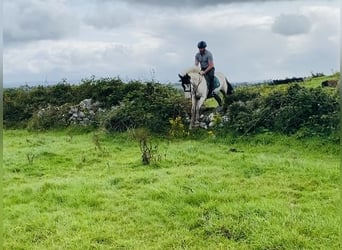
[195,41,215,97]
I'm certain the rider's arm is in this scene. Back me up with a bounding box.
[195,55,200,66]
[203,60,214,74]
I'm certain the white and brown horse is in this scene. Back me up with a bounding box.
[179,67,233,128]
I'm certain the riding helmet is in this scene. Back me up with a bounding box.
[197,41,207,49]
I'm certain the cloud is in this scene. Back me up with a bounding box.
[83,4,133,29]
[272,14,312,36]
[97,0,309,8]
[4,0,80,45]
[4,40,129,74]
[3,37,171,83]
[3,0,339,86]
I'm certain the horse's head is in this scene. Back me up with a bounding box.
[183,67,202,86]
[180,67,204,96]
[178,73,191,92]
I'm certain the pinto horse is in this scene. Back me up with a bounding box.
[178,67,233,128]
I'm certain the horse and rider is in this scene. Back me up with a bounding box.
[178,40,233,128]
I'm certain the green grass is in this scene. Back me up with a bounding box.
[3,129,340,249]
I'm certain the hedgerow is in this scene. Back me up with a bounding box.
[222,84,339,138]
[3,77,339,139]
[4,78,189,133]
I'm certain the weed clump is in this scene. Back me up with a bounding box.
[130,128,162,165]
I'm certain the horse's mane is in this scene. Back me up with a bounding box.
[183,66,200,75]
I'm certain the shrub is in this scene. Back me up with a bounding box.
[103,82,188,134]
[3,88,32,128]
[264,85,339,134]
[223,84,339,136]
[169,116,187,138]
[3,77,127,128]
[223,87,260,108]
[27,104,71,130]
[224,98,266,134]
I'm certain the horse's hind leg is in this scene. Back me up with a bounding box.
[220,89,226,98]
[213,93,222,106]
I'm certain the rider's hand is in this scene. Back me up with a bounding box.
[200,71,205,75]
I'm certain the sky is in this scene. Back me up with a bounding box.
[3,0,340,87]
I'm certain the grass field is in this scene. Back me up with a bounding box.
[3,129,340,249]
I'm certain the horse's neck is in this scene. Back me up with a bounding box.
[197,75,206,87]
[191,74,207,95]
[185,67,200,75]
[189,74,201,86]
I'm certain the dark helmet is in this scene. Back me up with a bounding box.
[197,41,207,49]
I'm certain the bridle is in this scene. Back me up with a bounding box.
[181,72,204,97]
[183,82,191,93]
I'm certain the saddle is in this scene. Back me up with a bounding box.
[204,75,220,91]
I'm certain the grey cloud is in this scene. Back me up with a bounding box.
[83,5,133,29]
[272,14,312,36]
[3,0,338,86]
[4,0,79,45]
[99,0,309,8]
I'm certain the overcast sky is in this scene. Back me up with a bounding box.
[3,0,340,87]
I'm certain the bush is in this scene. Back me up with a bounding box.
[223,84,339,136]
[265,85,338,134]
[223,87,260,108]
[3,77,127,128]
[103,82,189,134]
[27,104,71,130]
[169,116,188,138]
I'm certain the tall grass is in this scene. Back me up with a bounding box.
[3,130,339,249]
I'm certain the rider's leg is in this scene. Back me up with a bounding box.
[207,68,215,96]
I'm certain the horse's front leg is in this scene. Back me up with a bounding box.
[194,97,206,127]
[190,97,197,129]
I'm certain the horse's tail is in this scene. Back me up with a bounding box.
[225,78,234,95]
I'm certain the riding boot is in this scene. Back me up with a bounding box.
[207,86,213,97]
[206,80,212,97]
[209,80,214,97]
